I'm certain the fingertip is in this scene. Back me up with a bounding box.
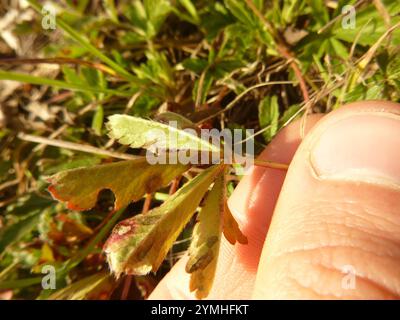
[148,256,195,300]
[253,100,400,299]
[150,113,324,300]
[228,113,323,239]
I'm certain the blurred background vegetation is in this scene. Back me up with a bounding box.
[0,0,399,299]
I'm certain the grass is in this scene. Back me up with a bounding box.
[0,0,399,300]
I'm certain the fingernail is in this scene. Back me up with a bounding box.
[310,112,400,189]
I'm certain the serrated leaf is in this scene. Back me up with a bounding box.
[223,200,247,245]
[48,159,189,211]
[133,51,173,88]
[126,1,148,33]
[200,3,235,40]
[107,114,220,152]
[104,164,224,277]
[186,171,225,299]
[144,0,172,38]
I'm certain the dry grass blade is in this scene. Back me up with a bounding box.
[18,133,139,160]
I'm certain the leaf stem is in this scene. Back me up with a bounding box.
[18,133,140,160]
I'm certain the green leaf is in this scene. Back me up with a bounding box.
[253,0,264,11]
[258,95,280,142]
[144,0,172,38]
[214,59,244,77]
[40,156,101,175]
[62,66,83,85]
[104,164,224,276]
[82,67,107,90]
[0,70,130,96]
[47,272,114,300]
[0,211,41,253]
[132,51,174,89]
[154,112,199,131]
[48,159,189,211]
[224,0,258,28]
[387,53,400,81]
[279,103,302,126]
[126,0,172,40]
[107,114,220,152]
[0,277,42,290]
[177,0,200,23]
[65,208,126,271]
[182,58,208,74]
[329,38,349,60]
[308,0,329,26]
[193,71,213,106]
[91,105,104,135]
[130,94,160,117]
[186,171,225,299]
[200,2,235,40]
[125,1,148,34]
[103,0,119,23]
[66,0,90,12]
[333,1,400,46]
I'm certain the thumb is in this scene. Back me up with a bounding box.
[253,100,400,299]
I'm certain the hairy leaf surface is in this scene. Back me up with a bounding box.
[107,114,220,152]
[48,159,189,211]
[104,164,224,276]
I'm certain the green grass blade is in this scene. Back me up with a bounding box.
[0,70,131,96]
[63,208,127,271]
[0,277,43,290]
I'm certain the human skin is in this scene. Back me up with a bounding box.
[149,100,400,299]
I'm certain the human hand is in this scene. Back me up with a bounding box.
[149,101,400,300]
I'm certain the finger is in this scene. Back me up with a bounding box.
[253,100,400,299]
[149,114,323,299]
